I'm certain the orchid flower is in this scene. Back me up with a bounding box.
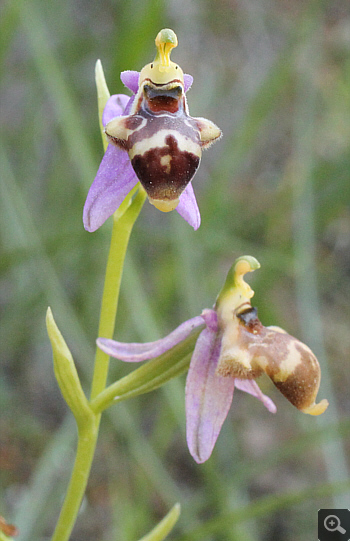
[84,29,221,232]
[97,256,328,463]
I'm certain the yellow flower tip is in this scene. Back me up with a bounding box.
[301,398,329,416]
[155,28,178,68]
[234,255,260,276]
[233,256,260,300]
[155,28,178,48]
[148,197,179,212]
[139,29,183,86]
[216,255,261,309]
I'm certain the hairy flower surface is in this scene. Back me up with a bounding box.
[84,29,221,232]
[97,256,328,463]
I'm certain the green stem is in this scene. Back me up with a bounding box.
[51,189,146,541]
[90,187,146,400]
[51,421,98,541]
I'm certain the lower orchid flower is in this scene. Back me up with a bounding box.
[84,29,221,232]
[97,256,328,463]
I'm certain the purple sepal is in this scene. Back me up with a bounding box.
[185,329,235,463]
[97,315,205,362]
[200,309,218,332]
[83,144,138,232]
[102,94,130,125]
[176,183,201,230]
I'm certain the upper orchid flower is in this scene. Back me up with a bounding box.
[84,29,222,232]
[97,256,328,463]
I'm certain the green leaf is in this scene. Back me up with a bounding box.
[46,307,93,426]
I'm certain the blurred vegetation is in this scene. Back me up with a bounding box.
[1,0,349,540]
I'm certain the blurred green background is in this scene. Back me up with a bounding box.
[1,0,349,540]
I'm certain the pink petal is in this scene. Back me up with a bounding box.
[184,74,193,92]
[234,379,277,413]
[200,309,218,332]
[186,329,235,463]
[176,183,201,230]
[120,70,140,94]
[83,144,138,232]
[97,315,205,362]
[102,94,130,125]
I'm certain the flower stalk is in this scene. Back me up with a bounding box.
[45,27,329,540]
[50,191,145,541]
[49,48,186,540]
[90,188,146,401]
[49,59,149,541]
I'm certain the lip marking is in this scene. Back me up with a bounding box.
[160,154,172,173]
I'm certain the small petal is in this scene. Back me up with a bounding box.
[200,308,218,332]
[234,379,277,413]
[184,74,193,92]
[120,70,140,94]
[97,315,205,362]
[83,145,138,232]
[102,94,130,125]
[176,183,201,230]
[186,330,235,463]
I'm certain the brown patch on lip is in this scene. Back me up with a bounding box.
[131,134,200,200]
[147,96,180,114]
[127,105,201,145]
[144,84,182,114]
[217,305,325,412]
[217,359,262,379]
[238,325,322,410]
[272,342,321,410]
[124,116,144,130]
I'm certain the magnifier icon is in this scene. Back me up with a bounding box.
[324,515,346,534]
